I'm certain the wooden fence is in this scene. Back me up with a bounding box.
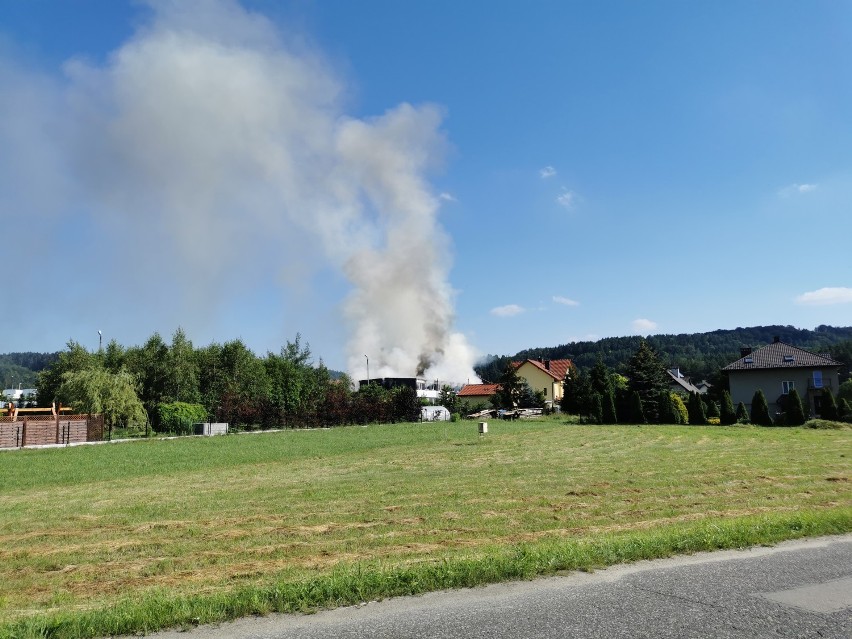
[0,414,104,449]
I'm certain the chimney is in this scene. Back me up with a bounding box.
[740,347,753,358]
[773,335,780,343]
[544,360,551,370]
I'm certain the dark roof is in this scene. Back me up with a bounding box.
[667,370,701,393]
[723,341,842,371]
[512,358,572,381]
[458,383,500,397]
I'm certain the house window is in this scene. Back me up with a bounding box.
[543,387,547,396]
[744,357,754,364]
[781,381,795,395]
[812,371,823,389]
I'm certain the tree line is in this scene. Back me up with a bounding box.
[33,329,422,433]
[476,324,852,387]
[558,340,852,426]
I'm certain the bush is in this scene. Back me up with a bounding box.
[720,391,737,426]
[804,419,852,430]
[735,402,750,424]
[820,388,838,420]
[451,412,460,422]
[672,394,688,425]
[687,392,707,425]
[707,417,720,425]
[157,402,208,434]
[750,390,773,426]
[783,389,805,426]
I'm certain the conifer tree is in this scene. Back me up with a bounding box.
[626,341,668,422]
[705,397,720,418]
[672,393,688,424]
[750,389,773,426]
[590,392,603,424]
[735,401,750,423]
[720,391,737,425]
[687,392,707,425]
[602,389,618,424]
[657,389,677,424]
[629,391,646,424]
[820,388,838,420]
[784,388,805,426]
[838,398,851,419]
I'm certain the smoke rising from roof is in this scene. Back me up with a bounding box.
[0,0,478,381]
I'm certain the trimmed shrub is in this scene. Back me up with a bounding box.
[820,388,838,420]
[720,391,737,426]
[735,401,750,424]
[783,389,806,426]
[687,392,707,425]
[671,394,688,425]
[157,402,208,434]
[628,391,646,424]
[750,390,773,426]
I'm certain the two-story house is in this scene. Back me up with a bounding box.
[722,337,842,418]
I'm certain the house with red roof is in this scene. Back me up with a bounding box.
[512,358,572,408]
[457,383,500,408]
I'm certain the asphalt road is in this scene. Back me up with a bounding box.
[146,534,852,639]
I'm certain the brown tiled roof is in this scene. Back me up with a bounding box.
[722,341,842,371]
[512,358,572,381]
[458,383,500,397]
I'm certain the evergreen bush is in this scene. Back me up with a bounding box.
[735,401,750,424]
[820,388,838,420]
[687,392,707,425]
[750,390,773,426]
[671,393,688,425]
[784,389,806,426]
[628,391,646,424]
[720,391,737,425]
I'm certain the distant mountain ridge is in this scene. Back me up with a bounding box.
[475,325,852,385]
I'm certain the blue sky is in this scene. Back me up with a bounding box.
[1,0,850,376]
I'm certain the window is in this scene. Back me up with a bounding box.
[783,355,795,363]
[744,357,754,364]
[782,381,795,395]
[543,387,547,396]
[813,371,823,389]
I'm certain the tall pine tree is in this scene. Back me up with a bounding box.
[626,341,669,423]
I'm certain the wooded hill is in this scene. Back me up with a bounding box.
[0,352,58,388]
[475,325,852,386]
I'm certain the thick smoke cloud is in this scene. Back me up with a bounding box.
[0,0,478,382]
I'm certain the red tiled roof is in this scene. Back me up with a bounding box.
[458,383,500,397]
[512,358,572,381]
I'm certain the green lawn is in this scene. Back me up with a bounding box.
[1,419,850,638]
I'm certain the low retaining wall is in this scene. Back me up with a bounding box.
[0,414,104,449]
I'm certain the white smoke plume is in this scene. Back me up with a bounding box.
[0,0,478,382]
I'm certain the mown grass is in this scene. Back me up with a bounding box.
[1,419,850,638]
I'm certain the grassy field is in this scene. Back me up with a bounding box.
[1,418,850,638]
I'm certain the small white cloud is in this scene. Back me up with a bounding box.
[556,189,575,208]
[632,318,658,333]
[491,304,525,317]
[540,166,556,178]
[780,183,818,197]
[794,287,852,306]
[552,295,579,307]
[439,192,457,202]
